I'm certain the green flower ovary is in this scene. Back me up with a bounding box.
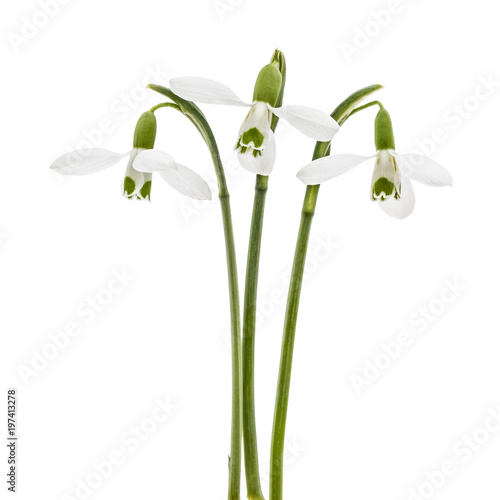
[252,63,282,106]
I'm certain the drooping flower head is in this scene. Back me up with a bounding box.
[371,107,400,202]
[123,110,157,200]
[234,62,282,172]
[169,51,339,175]
[296,105,452,219]
[50,111,212,201]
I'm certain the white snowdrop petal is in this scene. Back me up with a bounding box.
[159,163,212,200]
[270,105,339,141]
[133,149,177,173]
[169,77,250,107]
[123,150,148,199]
[394,153,453,187]
[237,130,276,175]
[378,178,416,219]
[296,154,372,185]
[50,149,128,175]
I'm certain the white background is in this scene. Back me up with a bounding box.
[1,1,500,499]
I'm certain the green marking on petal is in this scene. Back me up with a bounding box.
[140,180,152,200]
[124,176,136,196]
[241,128,264,149]
[372,177,396,200]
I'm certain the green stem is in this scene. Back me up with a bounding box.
[269,84,383,500]
[149,102,181,113]
[242,50,286,500]
[148,85,242,500]
[347,100,383,117]
[221,190,243,500]
[242,174,268,500]
[269,184,319,500]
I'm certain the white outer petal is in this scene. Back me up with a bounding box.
[269,104,339,141]
[169,77,250,107]
[237,130,276,175]
[123,149,147,199]
[51,149,128,175]
[378,178,416,219]
[133,149,177,173]
[238,102,272,142]
[296,154,373,185]
[392,152,453,187]
[159,163,212,200]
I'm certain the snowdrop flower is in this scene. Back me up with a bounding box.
[169,62,339,175]
[296,107,452,219]
[50,111,212,201]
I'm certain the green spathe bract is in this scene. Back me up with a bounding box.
[374,107,395,150]
[252,63,282,106]
[133,111,157,150]
[269,50,286,132]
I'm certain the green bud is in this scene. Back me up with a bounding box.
[252,63,282,106]
[374,107,395,150]
[133,111,157,150]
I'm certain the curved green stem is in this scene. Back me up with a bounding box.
[269,84,383,500]
[347,100,383,118]
[149,102,181,113]
[242,174,268,500]
[149,85,242,500]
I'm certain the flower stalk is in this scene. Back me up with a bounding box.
[269,84,382,500]
[148,84,243,500]
[242,172,268,500]
[242,50,286,500]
